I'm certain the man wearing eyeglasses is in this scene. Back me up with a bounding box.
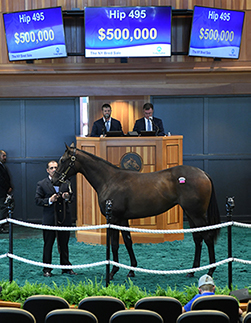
[133,102,165,136]
[35,160,77,277]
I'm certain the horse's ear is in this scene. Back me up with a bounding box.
[70,142,75,148]
[65,143,70,151]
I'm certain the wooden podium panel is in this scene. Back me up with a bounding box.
[76,136,184,244]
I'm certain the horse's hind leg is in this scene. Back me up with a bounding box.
[203,232,217,277]
[110,228,120,280]
[189,231,216,277]
[188,232,203,277]
[121,229,137,278]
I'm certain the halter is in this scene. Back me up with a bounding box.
[56,148,76,183]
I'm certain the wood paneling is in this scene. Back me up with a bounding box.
[0,2,250,99]
[88,96,149,135]
[0,71,251,98]
[0,1,250,77]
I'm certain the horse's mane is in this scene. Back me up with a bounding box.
[74,147,121,170]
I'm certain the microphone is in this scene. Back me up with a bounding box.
[102,124,106,135]
[104,113,110,120]
[149,117,159,136]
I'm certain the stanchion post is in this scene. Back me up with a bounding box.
[105,199,113,287]
[4,195,15,283]
[226,196,234,290]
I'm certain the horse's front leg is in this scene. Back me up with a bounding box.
[110,228,120,280]
[188,232,203,277]
[121,229,137,278]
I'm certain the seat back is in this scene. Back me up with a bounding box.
[110,309,163,323]
[191,295,239,323]
[135,296,182,323]
[23,295,70,323]
[244,312,251,323]
[177,309,230,323]
[0,307,36,323]
[78,296,126,323]
[247,300,251,313]
[45,309,97,323]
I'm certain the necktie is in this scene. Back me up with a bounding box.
[106,121,109,132]
[147,119,151,131]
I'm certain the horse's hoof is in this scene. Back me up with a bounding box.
[127,270,135,278]
[186,272,194,278]
[109,267,119,280]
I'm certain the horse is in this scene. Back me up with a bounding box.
[52,144,220,279]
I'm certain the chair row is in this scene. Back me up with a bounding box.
[21,294,182,323]
[0,294,249,323]
[0,307,251,323]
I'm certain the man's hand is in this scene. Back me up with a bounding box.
[50,193,58,203]
[62,192,70,200]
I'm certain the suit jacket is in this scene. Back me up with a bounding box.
[90,117,122,137]
[0,163,12,198]
[133,117,165,136]
[35,177,72,226]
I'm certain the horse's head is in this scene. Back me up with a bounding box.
[51,143,77,186]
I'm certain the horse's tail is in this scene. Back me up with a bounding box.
[206,174,221,241]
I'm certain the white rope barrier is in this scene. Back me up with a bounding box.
[109,222,228,234]
[1,252,250,275]
[8,218,108,231]
[0,218,250,276]
[232,221,251,229]
[232,258,251,265]
[110,259,232,275]
[0,253,8,259]
[7,218,251,234]
[109,257,251,274]
[7,218,233,233]
[6,253,107,270]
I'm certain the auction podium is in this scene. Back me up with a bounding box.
[76,135,184,244]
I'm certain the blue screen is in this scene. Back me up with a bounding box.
[189,6,245,59]
[3,7,67,61]
[85,6,172,58]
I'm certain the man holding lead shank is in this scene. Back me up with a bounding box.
[35,160,77,277]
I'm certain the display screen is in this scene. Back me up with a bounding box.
[3,7,67,61]
[189,6,245,59]
[85,6,172,58]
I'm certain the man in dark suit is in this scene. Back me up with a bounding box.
[133,102,165,136]
[35,160,77,277]
[90,103,123,137]
[0,150,13,234]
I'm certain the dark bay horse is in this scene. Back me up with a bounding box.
[52,144,220,279]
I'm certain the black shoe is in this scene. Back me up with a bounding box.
[0,227,9,234]
[62,269,77,275]
[43,271,52,277]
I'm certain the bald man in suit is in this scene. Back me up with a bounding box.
[35,160,77,277]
